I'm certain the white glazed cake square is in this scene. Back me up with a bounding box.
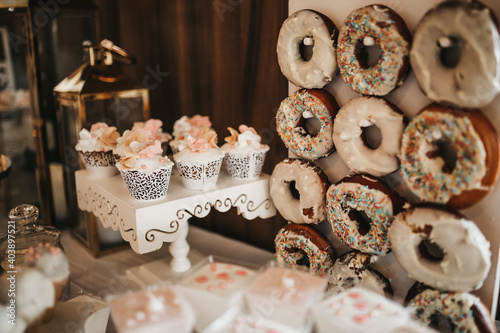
[178,258,257,331]
[244,265,327,328]
[108,285,194,333]
[312,287,410,333]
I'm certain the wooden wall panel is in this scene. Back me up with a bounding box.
[89,0,289,251]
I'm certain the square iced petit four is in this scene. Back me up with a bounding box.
[312,287,410,333]
[108,285,194,333]
[244,266,327,329]
[178,257,257,331]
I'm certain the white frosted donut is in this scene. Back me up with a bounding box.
[276,89,339,161]
[277,9,338,89]
[389,205,491,292]
[399,104,500,209]
[270,158,329,224]
[332,97,407,177]
[337,5,411,96]
[411,1,500,108]
[326,174,404,256]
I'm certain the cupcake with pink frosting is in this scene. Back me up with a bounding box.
[221,125,269,180]
[116,140,174,200]
[169,114,214,154]
[173,132,225,190]
[75,122,120,177]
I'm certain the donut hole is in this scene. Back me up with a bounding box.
[418,238,445,262]
[286,180,301,200]
[428,312,456,332]
[286,248,311,268]
[361,124,382,149]
[438,36,461,69]
[427,139,458,173]
[354,37,382,69]
[297,114,321,137]
[348,209,372,236]
[299,36,314,61]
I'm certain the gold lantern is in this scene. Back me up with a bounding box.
[53,39,150,256]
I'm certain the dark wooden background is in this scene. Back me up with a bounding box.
[84,0,289,251]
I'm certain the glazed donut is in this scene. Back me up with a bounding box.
[405,283,496,333]
[411,1,500,108]
[326,250,393,298]
[332,97,408,177]
[399,104,500,209]
[270,158,330,224]
[337,4,411,96]
[389,205,491,292]
[326,174,404,256]
[277,9,338,89]
[276,89,339,161]
[274,223,336,276]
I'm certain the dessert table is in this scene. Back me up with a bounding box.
[61,225,275,332]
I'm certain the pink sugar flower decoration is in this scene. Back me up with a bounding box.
[188,138,211,153]
[189,126,205,138]
[239,124,257,134]
[90,122,109,132]
[143,118,163,133]
[190,114,212,128]
[139,140,163,158]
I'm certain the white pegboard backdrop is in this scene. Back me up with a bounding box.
[286,0,500,317]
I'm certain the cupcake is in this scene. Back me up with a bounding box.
[116,140,174,201]
[132,118,172,155]
[173,134,224,190]
[75,122,120,178]
[221,125,269,180]
[24,243,70,302]
[169,114,213,154]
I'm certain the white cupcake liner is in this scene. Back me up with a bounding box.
[224,151,267,180]
[120,166,173,201]
[78,151,118,178]
[176,157,223,190]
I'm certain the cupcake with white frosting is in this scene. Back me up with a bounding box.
[75,122,120,178]
[221,125,269,180]
[116,140,174,200]
[169,114,213,154]
[173,133,225,190]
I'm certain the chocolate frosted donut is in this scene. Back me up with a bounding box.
[326,251,393,298]
[326,174,405,256]
[270,158,330,224]
[399,104,500,209]
[337,4,411,96]
[277,9,338,89]
[411,1,500,108]
[405,283,496,333]
[389,205,491,292]
[274,223,336,277]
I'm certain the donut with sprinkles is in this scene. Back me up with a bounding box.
[337,4,411,96]
[399,103,500,209]
[276,89,339,161]
[274,223,336,277]
[326,174,405,256]
[405,283,496,333]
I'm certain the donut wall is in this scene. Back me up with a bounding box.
[282,0,500,316]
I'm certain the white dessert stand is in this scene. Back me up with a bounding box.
[289,0,500,318]
[75,169,276,282]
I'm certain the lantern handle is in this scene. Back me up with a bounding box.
[100,39,136,65]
